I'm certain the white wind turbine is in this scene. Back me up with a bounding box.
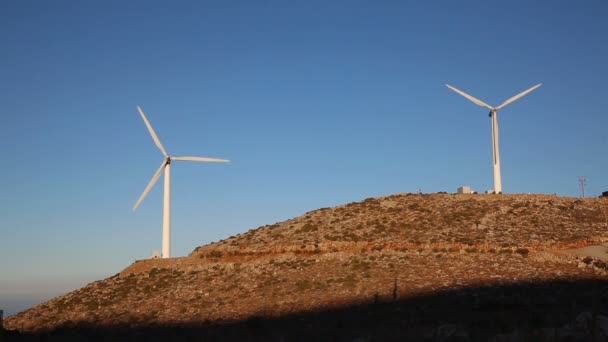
[133,106,229,258]
[446,83,541,194]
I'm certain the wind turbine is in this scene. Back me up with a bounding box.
[446,83,541,194]
[133,106,229,258]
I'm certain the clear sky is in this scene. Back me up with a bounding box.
[1,1,607,316]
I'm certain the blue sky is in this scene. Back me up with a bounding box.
[1,1,607,316]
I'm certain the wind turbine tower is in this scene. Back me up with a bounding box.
[133,106,229,258]
[446,83,541,194]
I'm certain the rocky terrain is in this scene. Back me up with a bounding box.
[4,193,608,341]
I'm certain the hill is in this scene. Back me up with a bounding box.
[4,193,608,341]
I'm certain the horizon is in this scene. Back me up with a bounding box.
[2,1,608,317]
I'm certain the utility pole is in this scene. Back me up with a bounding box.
[393,277,398,302]
[579,176,586,198]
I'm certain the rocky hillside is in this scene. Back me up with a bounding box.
[196,193,608,254]
[5,193,608,341]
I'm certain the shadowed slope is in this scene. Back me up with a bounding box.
[4,279,608,341]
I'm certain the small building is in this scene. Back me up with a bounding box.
[457,186,474,194]
[601,191,608,198]
[151,250,161,259]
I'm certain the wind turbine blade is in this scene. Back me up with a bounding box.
[133,160,167,211]
[137,106,169,157]
[172,156,230,163]
[496,83,542,110]
[446,84,494,110]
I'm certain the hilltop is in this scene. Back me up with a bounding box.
[4,193,608,341]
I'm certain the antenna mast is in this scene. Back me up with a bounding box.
[579,176,586,198]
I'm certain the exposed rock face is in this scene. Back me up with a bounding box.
[4,193,608,340]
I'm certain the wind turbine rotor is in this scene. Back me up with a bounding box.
[446,84,494,110]
[137,106,169,157]
[133,159,168,211]
[172,156,230,163]
[133,105,231,259]
[495,83,542,110]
